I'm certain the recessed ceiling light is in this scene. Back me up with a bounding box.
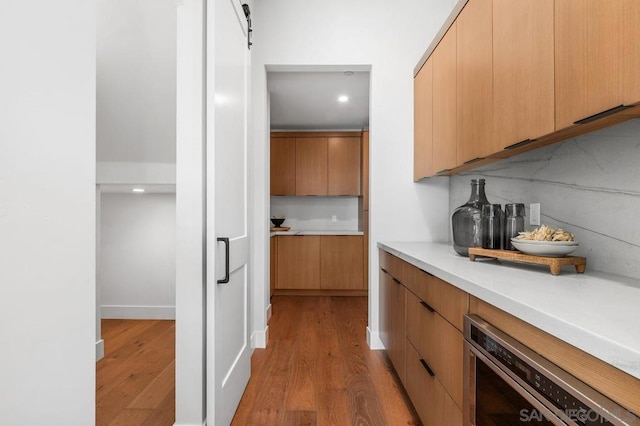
[132,188,145,193]
[338,95,349,103]
[344,71,354,76]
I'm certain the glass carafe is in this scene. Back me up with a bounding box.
[452,179,491,256]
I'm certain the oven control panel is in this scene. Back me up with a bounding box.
[471,324,614,426]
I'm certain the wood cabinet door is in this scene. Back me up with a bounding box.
[327,137,361,195]
[295,137,328,195]
[320,236,363,290]
[379,269,393,351]
[276,236,320,289]
[390,278,406,385]
[432,23,458,174]
[361,132,369,209]
[270,237,277,297]
[457,0,494,163]
[270,137,296,195]
[406,291,464,409]
[623,0,640,106]
[405,339,463,426]
[493,0,554,150]
[414,58,434,181]
[555,0,640,129]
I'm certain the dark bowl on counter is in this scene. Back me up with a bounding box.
[271,218,285,227]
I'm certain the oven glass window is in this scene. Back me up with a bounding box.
[477,359,554,425]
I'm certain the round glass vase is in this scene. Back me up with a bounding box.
[452,179,491,256]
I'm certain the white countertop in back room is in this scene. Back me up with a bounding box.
[378,241,640,380]
[270,230,364,237]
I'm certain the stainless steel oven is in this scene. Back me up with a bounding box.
[463,314,639,426]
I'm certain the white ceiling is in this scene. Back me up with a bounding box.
[268,71,370,131]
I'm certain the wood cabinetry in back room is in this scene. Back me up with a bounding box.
[270,132,361,196]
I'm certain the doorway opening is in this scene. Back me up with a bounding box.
[95,0,177,424]
[266,68,371,301]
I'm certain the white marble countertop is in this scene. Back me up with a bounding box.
[270,230,364,237]
[378,241,640,380]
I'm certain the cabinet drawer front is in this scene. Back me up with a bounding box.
[403,261,468,330]
[405,339,462,426]
[406,290,464,409]
[379,250,404,283]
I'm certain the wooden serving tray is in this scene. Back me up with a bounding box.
[468,248,586,276]
[270,226,291,231]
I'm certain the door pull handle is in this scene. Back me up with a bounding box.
[217,237,230,284]
[420,358,435,377]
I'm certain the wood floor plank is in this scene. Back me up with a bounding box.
[128,360,175,409]
[233,296,420,426]
[284,302,319,412]
[97,324,174,401]
[141,388,175,426]
[107,408,153,426]
[283,410,318,426]
[102,320,157,357]
[97,320,175,426]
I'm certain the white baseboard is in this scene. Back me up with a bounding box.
[101,305,176,320]
[96,339,104,361]
[266,303,272,323]
[251,325,269,349]
[367,326,385,350]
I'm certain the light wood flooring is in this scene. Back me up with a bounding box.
[96,319,175,426]
[96,297,419,426]
[232,296,420,425]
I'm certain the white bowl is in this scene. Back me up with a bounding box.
[511,238,579,257]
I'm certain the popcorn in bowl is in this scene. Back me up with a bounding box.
[515,224,574,242]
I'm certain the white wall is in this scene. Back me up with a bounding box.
[271,196,359,231]
[97,0,176,183]
[100,193,176,319]
[251,0,455,348]
[0,1,96,424]
[450,119,640,280]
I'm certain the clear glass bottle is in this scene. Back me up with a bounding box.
[452,179,491,256]
[482,204,503,250]
[504,203,526,250]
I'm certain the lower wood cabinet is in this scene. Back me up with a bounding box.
[379,249,467,426]
[320,236,363,290]
[274,235,365,292]
[406,290,464,408]
[405,339,462,426]
[270,236,277,297]
[276,236,320,289]
[379,269,406,384]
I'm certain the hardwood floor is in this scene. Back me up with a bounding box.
[232,296,420,425]
[96,319,175,426]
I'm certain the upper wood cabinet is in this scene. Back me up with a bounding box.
[295,137,328,196]
[271,132,363,196]
[414,0,640,178]
[456,0,493,163]
[493,0,554,150]
[414,58,433,181]
[270,137,296,195]
[328,137,361,196]
[555,0,640,129]
[432,23,458,174]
